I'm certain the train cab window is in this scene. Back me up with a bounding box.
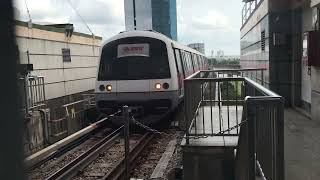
[98,37,171,80]
[174,49,185,78]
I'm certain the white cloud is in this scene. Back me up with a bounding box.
[14,0,242,55]
[192,10,232,30]
[176,0,242,55]
[14,0,125,38]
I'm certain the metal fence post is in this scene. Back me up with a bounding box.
[123,106,130,180]
[184,80,190,145]
[277,99,285,180]
[261,69,264,86]
[23,77,29,113]
[247,102,256,180]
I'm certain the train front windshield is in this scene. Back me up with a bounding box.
[98,37,171,81]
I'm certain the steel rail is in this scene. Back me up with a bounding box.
[102,133,154,180]
[46,126,123,180]
[25,111,121,169]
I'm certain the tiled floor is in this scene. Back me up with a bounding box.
[284,109,320,180]
[190,106,243,135]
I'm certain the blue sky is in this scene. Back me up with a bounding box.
[14,0,243,55]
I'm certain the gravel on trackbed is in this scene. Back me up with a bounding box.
[131,129,184,180]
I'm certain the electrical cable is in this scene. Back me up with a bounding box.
[24,0,32,22]
[66,0,96,58]
[66,0,94,36]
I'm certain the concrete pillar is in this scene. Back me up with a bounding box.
[311,67,320,121]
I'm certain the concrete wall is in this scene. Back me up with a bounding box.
[301,4,313,111]
[309,1,320,121]
[241,0,320,119]
[268,8,303,106]
[16,21,102,100]
[311,67,320,121]
[240,0,270,88]
[300,2,320,120]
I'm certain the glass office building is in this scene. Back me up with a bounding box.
[124,0,178,40]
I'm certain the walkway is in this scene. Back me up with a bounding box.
[285,109,320,180]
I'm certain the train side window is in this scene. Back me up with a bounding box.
[190,53,195,71]
[174,49,185,78]
[192,54,199,71]
[199,55,203,69]
[184,51,191,75]
[180,51,189,76]
[204,57,208,68]
[191,54,195,72]
[187,52,194,73]
[196,54,201,70]
[205,57,208,67]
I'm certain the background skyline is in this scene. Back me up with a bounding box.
[14,0,243,55]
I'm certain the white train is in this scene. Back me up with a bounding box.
[95,30,208,121]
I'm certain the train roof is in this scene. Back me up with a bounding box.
[101,30,206,56]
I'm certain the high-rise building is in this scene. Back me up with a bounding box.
[188,43,205,54]
[240,0,320,120]
[124,0,178,40]
[216,50,225,58]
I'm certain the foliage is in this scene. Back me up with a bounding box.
[220,81,242,104]
[208,58,240,65]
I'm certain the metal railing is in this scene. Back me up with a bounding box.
[48,96,95,142]
[19,76,46,113]
[184,68,265,140]
[184,68,284,180]
[235,78,284,180]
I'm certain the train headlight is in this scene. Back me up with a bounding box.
[106,85,112,91]
[155,83,162,90]
[163,83,169,89]
[99,85,105,91]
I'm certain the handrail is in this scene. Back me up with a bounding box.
[244,77,280,97]
[184,68,284,180]
[204,68,267,72]
[185,68,267,80]
[62,97,94,108]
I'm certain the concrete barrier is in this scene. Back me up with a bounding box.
[24,117,109,169]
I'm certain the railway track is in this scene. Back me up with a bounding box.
[28,127,154,180]
[102,133,154,180]
[26,110,174,180]
[45,127,123,180]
